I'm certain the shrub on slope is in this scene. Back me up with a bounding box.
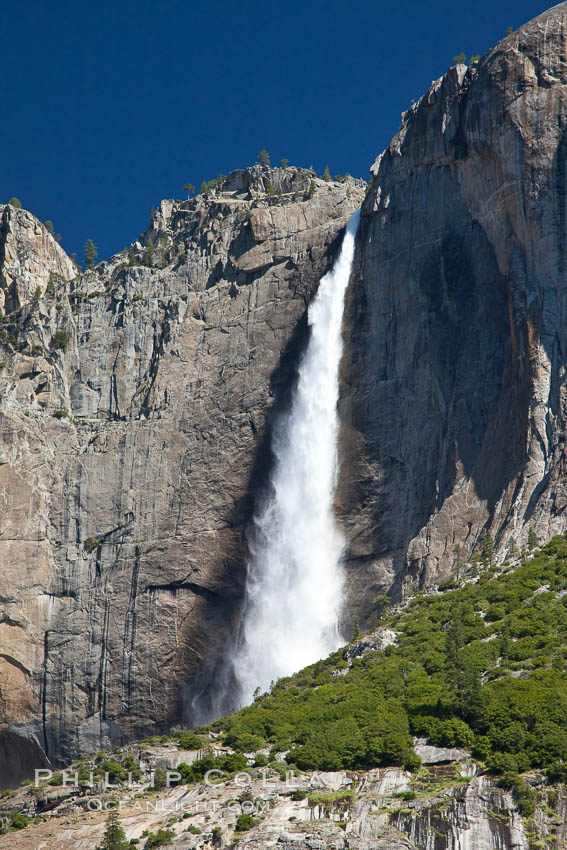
[211,536,567,775]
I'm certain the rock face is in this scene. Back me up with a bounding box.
[0,204,76,314]
[0,167,364,779]
[0,751,563,850]
[339,1,567,612]
[6,0,567,788]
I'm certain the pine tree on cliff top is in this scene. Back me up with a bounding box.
[84,238,98,269]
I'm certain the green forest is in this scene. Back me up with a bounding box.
[209,536,567,783]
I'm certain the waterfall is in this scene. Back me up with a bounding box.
[232,209,360,706]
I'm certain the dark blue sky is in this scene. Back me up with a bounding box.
[2,0,548,262]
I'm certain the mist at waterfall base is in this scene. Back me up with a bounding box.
[226,209,360,709]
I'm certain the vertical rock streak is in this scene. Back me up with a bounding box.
[233,210,360,705]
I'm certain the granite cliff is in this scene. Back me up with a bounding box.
[339,0,567,616]
[0,168,364,782]
[0,748,562,850]
[4,0,567,799]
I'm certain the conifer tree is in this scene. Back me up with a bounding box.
[507,537,519,559]
[8,197,22,208]
[99,808,129,849]
[184,183,195,198]
[527,528,539,550]
[500,623,511,663]
[323,165,331,181]
[84,238,98,269]
[452,543,463,577]
[445,604,481,719]
[45,220,61,242]
[258,149,271,166]
[480,532,495,568]
[145,236,155,266]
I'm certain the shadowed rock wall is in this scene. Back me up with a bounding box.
[338,2,567,615]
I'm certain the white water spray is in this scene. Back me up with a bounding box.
[233,209,360,706]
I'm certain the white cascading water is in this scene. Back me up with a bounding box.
[233,209,360,706]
